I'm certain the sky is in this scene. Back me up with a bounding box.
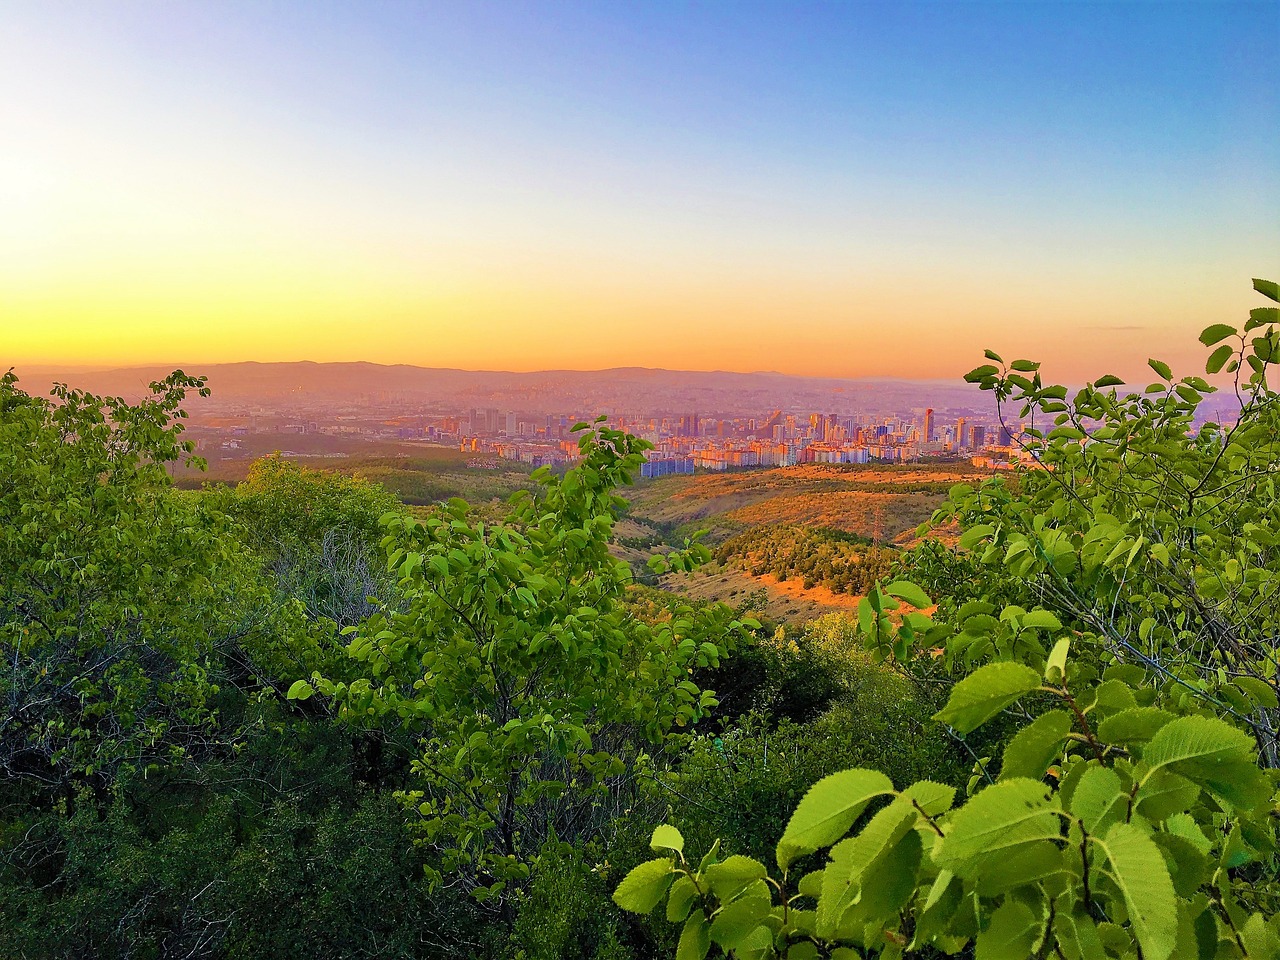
[2,1,1277,381]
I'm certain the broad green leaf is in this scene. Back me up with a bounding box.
[900,780,957,817]
[1094,822,1178,960]
[965,364,1000,383]
[1069,766,1126,835]
[1206,343,1234,374]
[936,779,1061,869]
[1255,277,1280,302]
[286,679,314,701]
[704,855,768,900]
[1134,769,1200,821]
[933,662,1042,735]
[1000,709,1072,781]
[974,840,1063,897]
[975,898,1043,960]
[776,768,895,870]
[1094,374,1125,388]
[667,876,697,922]
[818,800,917,934]
[651,824,685,855]
[1140,715,1270,809]
[613,857,674,914]
[1148,358,1173,381]
[1097,707,1175,747]
[708,893,771,950]
[1199,323,1237,346]
[1022,609,1063,632]
[884,580,932,609]
[676,910,711,960]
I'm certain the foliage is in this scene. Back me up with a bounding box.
[616,280,1280,958]
[715,526,894,596]
[293,419,756,912]
[206,455,403,628]
[0,370,282,795]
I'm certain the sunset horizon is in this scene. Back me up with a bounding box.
[4,1,1276,382]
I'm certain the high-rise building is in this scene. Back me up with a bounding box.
[969,424,985,449]
[923,408,934,443]
[956,417,968,450]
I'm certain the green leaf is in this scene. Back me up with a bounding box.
[935,779,1061,870]
[676,910,711,960]
[612,858,675,914]
[704,855,768,900]
[1068,765,1126,835]
[650,824,685,855]
[1000,710,1072,781]
[965,364,1000,383]
[1254,277,1280,303]
[1010,359,1041,373]
[1043,636,1069,684]
[884,580,932,609]
[1023,609,1063,632]
[776,768,895,870]
[1097,707,1175,747]
[1199,323,1237,346]
[1140,714,1270,810]
[1148,358,1173,381]
[933,662,1042,735]
[1093,374,1125,388]
[708,893,771,950]
[975,898,1043,960]
[667,876,697,922]
[1094,822,1178,960]
[1206,343,1234,374]
[286,680,314,701]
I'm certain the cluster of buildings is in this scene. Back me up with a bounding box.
[447,406,1033,475]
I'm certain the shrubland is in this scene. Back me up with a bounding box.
[3,278,1277,958]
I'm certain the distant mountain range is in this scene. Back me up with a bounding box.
[9,360,985,417]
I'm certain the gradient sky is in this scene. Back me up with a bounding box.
[2,1,1277,380]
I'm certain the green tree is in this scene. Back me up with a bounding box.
[0,371,280,795]
[615,280,1280,958]
[293,419,753,915]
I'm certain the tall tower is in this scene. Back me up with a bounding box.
[956,417,968,450]
[923,408,934,443]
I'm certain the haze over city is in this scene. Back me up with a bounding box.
[4,1,1276,382]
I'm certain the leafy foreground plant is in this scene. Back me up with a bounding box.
[614,281,1280,959]
[292,419,755,917]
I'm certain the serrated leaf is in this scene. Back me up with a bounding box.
[1069,765,1126,835]
[667,875,697,922]
[935,779,1061,869]
[1254,277,1280,303]
[975,898,1043,959]
[933,662,1042,735]
[776,768,895,870]
[708,893,771,950]
[1094,374,1125,388]
[1148,358,1173,381]
[884,580,932,608]
[1094,822,1178,960]
[1141,715,1270,810]
[1001,710,1072,781]
[613,858,674,914]
[651,824,685,855]
[1097,707,1175,746]
[1206,343,1234,374]
[1199,323,1237,346]
[965,364,1000,383]
[676,910,711,960]
[704,855,768,900]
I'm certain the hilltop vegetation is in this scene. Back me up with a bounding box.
[3,279,1280,959]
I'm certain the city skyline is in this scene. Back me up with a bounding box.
[4,2,1277,380]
